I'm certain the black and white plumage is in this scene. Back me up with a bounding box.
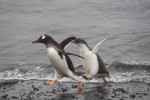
[60,37,109,82]
[32,35,83,90]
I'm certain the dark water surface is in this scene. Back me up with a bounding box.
[0,0,150,83]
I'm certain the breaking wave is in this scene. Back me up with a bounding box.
[0,61,150,83]
[109,61,150,83]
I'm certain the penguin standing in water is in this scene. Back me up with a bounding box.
[60,37,109,83]
[32,35,83,90]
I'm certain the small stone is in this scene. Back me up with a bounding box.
[33,88,39,91]
[12,96,18,99]
[112,94,117,98]
[21,80,24,82]
[62,88,67,92]
[2,94,8,99]
[130,94,135,99]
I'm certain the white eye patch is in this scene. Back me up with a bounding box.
[42,35,45,39]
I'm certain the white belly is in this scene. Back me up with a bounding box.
[47,48,69,75]
[81,51,99,76]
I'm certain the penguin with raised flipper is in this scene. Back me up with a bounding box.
[60,37,109,83]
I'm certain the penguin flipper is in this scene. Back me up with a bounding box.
[65,52,84,59]
[58,51,84,60]
[65,55,75,73]
[92,38,106,53]
[58,52,63,59]
[60,37,76,49]
[57,51,75,72]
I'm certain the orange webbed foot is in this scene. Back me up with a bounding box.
[77,81,83,91]
[44,80,58,85]
[102,77,109,84]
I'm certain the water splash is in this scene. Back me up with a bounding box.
[0,61,150,83]
[109,61,150,83]
[0,64,54,80]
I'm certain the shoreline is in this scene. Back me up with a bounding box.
[0,80,150,100]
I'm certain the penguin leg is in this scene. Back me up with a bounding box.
[97,74,110,83]
[82,74,92,80]
[44,70,63,85]
[102,77,109,84]
[67,71,83,91]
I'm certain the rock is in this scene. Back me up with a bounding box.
[12,96,18,99]
[2,94,8,99]
[130,94,135,99]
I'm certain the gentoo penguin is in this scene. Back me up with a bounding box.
[32,35,83,90]
[60,37,109,83]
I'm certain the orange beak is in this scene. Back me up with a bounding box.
[32,39,40,44]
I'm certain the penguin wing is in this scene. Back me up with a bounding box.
[65,54,75,72]
[51,42,67,59]
[60,37,76,49]
[57,51,84,59]
[65,52,84,59]
[50,39,76,72]
[92,38,106,53]
[53,45,84,59]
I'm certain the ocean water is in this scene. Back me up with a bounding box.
[0,0,150,83]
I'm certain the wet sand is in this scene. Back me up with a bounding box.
[0,80,150,100]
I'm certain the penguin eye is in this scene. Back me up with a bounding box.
[42,35,46,40]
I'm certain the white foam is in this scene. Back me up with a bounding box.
[1,63,150,83]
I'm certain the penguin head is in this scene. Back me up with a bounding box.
[72,38,88,45]
[72,38,92,50]
[32,35,53,45]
